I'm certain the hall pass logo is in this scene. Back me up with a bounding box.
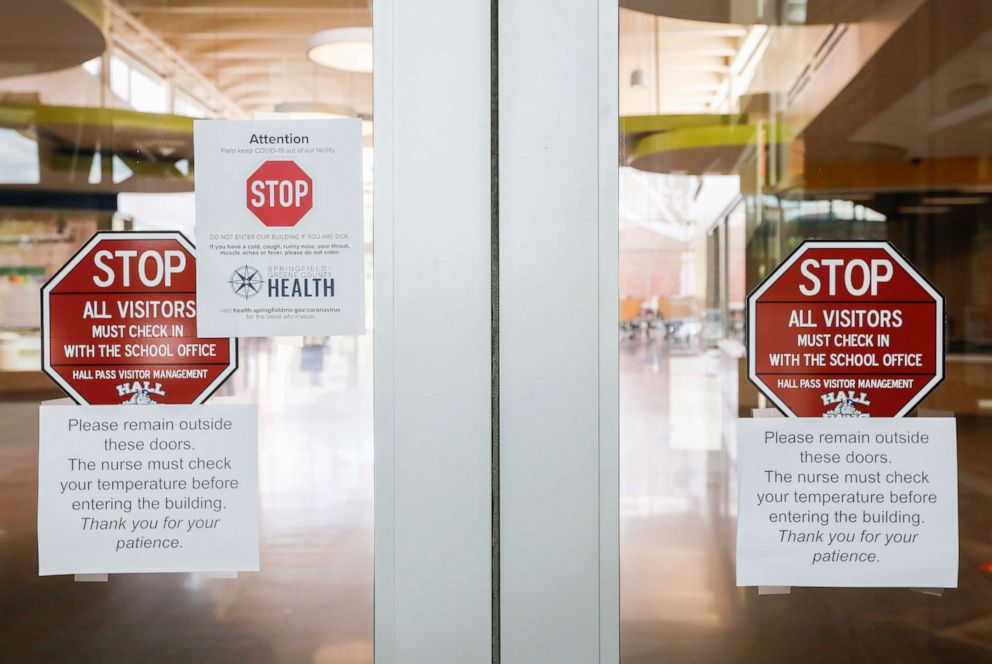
[246,160,313,227]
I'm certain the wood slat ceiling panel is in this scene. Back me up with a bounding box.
[119,0,371,115]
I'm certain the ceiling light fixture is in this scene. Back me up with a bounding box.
[270,102,373,136]
[307,27,373,73]
[273,102,351,118]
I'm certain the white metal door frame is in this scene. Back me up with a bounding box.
[497,0,619,662]
[373,1,494,661]
[374,1,618,661]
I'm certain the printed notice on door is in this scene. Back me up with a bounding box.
[38,403,259,575]
[736,417,957,588]
[193,118,365,337]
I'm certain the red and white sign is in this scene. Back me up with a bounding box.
[747,241,944,417]
[246,160,313,227]
[41,231,237,404]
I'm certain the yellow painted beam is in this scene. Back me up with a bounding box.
[0,104,193,134]
[620,113,744,136]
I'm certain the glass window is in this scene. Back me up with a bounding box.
[173,91,207,118]
[128,63,169,114]
[109,55,130,101]
[81,57,101,77]
[0,128,39,184]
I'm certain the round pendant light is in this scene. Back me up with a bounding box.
[274,102,351,118]
[307,27,373,73]
[270,102,373,136]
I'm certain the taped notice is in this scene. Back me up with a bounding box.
[736,417,957,588]
[38,403,259,576]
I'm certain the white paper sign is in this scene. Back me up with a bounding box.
[736,417,957,588]
[38,403,259,575]
[194,119,364,337]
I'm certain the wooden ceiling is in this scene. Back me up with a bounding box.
[620,11,748,115]
[118,0,372,117]
[621,0,992,188]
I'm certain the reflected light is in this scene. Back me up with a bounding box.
[921,196,989,206]
[307,27,373,73]
[111,154,133,184]
[88,151,101,185]
[268,103,373,137]
[899,206,951,215]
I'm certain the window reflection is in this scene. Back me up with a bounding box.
[0,128,39,184]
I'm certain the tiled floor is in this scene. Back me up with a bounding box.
[1,334,991,662]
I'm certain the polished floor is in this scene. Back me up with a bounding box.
[0,337,374,664]
[620,339,992,664]
[2,335,992,662]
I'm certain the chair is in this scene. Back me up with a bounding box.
[619,298,642,339]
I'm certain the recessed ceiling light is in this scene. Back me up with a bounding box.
[307,27,372,73]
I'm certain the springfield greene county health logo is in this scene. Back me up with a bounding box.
[230,265,263,299]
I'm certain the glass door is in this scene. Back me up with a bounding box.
[620,1,992,660]
[0,2,373,662]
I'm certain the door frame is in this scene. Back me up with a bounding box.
[374,2,619,662]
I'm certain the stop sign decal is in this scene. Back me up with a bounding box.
[41,231,237,404]
[747,241,944,417]
[246,160,313,227]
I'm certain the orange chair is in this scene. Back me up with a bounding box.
[619,298,642,338]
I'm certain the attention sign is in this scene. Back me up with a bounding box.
[193,118,365,337]
[747,241,944,417]
[41,231,237,404]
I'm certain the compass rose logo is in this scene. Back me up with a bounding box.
[229,265,263,299]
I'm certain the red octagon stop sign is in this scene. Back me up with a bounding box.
[41,231,237,405]
[747,240,944,417]
[246,160,313,227]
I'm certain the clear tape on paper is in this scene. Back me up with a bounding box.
[752,408,792,597]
